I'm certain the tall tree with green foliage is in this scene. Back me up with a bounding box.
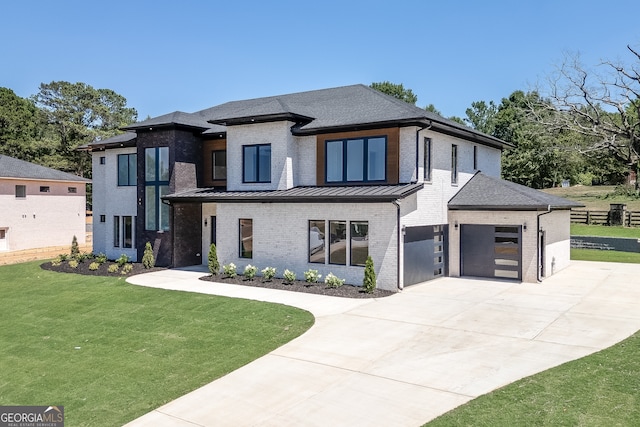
[370,81,418,105]
[32,81,138,177]
[0,88,48,161]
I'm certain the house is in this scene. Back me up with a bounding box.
[87,84,579,291]
[0,155,90,252]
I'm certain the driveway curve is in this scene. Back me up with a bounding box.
[125,261,640,427]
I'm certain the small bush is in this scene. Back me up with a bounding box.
[94,253,108,264]
[243,264,258,280]
[120,264,133,275]
[261,266,276,281]
[88,262,100,271]
[68,259,79,269]
[363,255,376,293]
[58,253,69,262]
[223,263,237,278]
[324,273,345,288]
[71,235,80,259]
[304,269,321,283]
[283,269,296,284]
[208,244,220,275]
[116,254,130,267]
[142,242,155,269]
[78,251,92,262]
[107,264,119,273]
[51,259,62,267]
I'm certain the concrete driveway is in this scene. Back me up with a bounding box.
[125,261,640,427]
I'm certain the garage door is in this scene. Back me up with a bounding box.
[461,225,521,280]
[403,225,447,286]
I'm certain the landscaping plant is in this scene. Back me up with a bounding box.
[324,273,345,288]
[208,243,220,275]
[261,266,276,281]
[222,263,237,278]
[121,264,133,275]
[89,262,100,271]
[116,254,130,267]
[304,269,321,283]
[142,242,155,269]
[243,264,257,280]
[68,259,79,269]
[363,255,376,293]
[107,264,119,273]
[70,235,80,259]
[283,269,296,284]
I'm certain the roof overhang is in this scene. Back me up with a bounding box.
[209,112,314,126]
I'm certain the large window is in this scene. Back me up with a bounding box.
[326,136,386,183]
[118,153,137,186]
[243,144,271,183]
[239,219,253,258]
[212,150,227,181]
[424,137,432,182]
[308,220,326,263]
[451,144,458,184]
[145,147,170,231]
[350,221,369,266]
[329,220,347,265]
[15,185,26,198]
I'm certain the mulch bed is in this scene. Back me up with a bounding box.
[199,274,394,299]
[40,261,394,299]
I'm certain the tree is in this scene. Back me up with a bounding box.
[142,242,155,269]
[208,243,220,275]
[424,103,441,115]
[465,100,497,135]
[32,81,138,177]
[0,88,48,161]
[363,255,376,293]
[370,81,418,105]
[530,46,640,187]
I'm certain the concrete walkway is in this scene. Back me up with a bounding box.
[125,261,640,427]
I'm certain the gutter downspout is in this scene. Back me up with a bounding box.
[536,205,552,282]
[392,200,402,291]
[415,121,432,182]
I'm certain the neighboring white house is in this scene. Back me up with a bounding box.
[0,155,90,252]
[87,84,578,291]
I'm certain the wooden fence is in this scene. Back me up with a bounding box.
[571,210,640,227]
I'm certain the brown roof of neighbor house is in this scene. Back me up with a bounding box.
[448,172,583,211]
[0,155,91,182]
[163,183,424,203]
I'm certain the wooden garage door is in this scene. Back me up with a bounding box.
[461,225,521,280]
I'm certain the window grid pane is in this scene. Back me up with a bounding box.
[113,216,120,247]
[243,146,257,182]
[451,144,458,184]
[367,138,386,181]
[424,137,432,181]
[239,219,253,258]
[346,139,364,181]
[309,220,326,264]
[258,145,271,182]
[350,221,369,266]
[123,216,133,248]
[326,141,343,182]
[212,150,227,180]
[145,186,156,230]
[329,221,347,265]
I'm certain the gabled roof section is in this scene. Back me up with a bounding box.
[163,183,423,204]
[200,84,509,149]
[0,155,91,183]
[81,132,137,150]
[123,111,225,133]
[448,172,583,211]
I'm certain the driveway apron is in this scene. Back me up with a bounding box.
[125,261,640,427]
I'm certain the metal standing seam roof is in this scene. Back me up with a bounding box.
[0,155,91,182]
[163,183,424,203]
[80,132,137,150]
[448,172,584,210]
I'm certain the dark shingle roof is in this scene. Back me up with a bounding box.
[0,155,91,182]
[164,183,423,203]
[123,111,225,133]
[448,173,583,210]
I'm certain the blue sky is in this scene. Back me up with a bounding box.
[1,0,638,120]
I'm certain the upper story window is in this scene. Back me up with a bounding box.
[473,146,478,170]
[212,150,227,181]
[99,156,106,165]
[118,153,137,186]
[424,137,432,182]
[40,186,50,193]
[15,185,26,198]
[68,187,77,193]
[326,136,386,184]
[145,147,170,231]
[451,144,458,184]
[243,144,271,183]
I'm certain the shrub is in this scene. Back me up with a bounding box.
[243,264,258,280]
[94,253,108,264]
[142,242,155,269]
[68,259,79,269]
[325,273,345,288]
[88,262,100,271]
[222,263,237,278]
[107,264,119,273]
[363,255,376,293]
[78,251,92,262]
[58,253,69,262]
[283,269,296,284]
[362,255,376,294]
[304,269,321,283]
[208,243,220,275]
[51,259,62,267]
[71,235,80,259]
[120,264,133,275]
[116,254,130,267]
[261,266,276,281]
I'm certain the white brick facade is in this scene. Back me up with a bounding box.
[539,210,572,276]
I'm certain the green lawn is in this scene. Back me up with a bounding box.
[571,248,640,263]
[571,223,640,239]
[426,331,640,426]
[0,262,314,426]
